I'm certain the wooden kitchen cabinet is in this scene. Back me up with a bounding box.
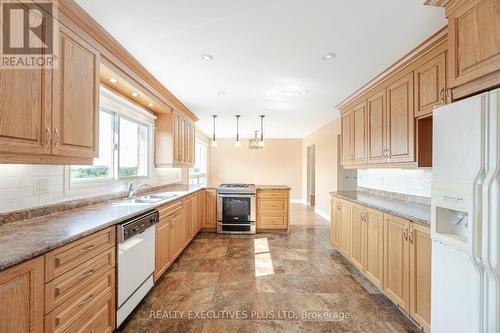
[330,198,342,248]
[197,190,206,231]
[353,102,367,164]
[154,214,171,282]
[0,257,44,333]
[338,200,352,257]
[156,110,196,168]
[364,208,384,289]
[409,223,432,332]
[203,189,217,229]
[257,189,290,230]
[367,91,387,164]
[386,72,415,164]
[414,51,447,117]
[52,25,100,159]
[169,208,184,261]
[384,214,411,312]
[190,194,199,239]
[341,111,355,165]
[350,204,366,271]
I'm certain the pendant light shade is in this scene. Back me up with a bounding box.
[234,115,241,147]
[258,115,265,147]
[211,115,218,147]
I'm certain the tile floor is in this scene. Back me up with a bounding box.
[117,204,420,333]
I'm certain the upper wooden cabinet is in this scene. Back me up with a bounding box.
[0,26,99,165]
[386,72,415,164]
[427,0,500,99]
[52,26,100,159]
[339,28,448,169]
[156,110,196,168]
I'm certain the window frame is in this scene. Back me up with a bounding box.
[189,139,208,185]
[65,87,155,191]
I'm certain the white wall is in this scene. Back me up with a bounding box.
[0,165,182,213]
[358,169,432,197]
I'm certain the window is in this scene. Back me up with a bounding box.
[189,141,208,185]
[70,88,153,184]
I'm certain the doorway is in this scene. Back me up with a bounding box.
[307,145,315,206]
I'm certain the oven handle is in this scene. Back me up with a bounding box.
[217,193,256,198]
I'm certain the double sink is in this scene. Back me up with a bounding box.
[118,193,179,205]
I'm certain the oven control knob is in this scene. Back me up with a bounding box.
[150,216,156,223]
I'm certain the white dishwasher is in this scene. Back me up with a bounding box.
[116,209,159,327]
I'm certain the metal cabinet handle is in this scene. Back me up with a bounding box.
[78,293,94,307]
[54,128,61,147]
[440,88,446,104]
[78,244,95,254]
[403,225,409,241]
[409,228,414,244]
[46,127,52,148]
[78,269,96,280]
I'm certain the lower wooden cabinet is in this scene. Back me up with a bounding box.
[330,197,431,331]
[64,289,115,333]
[154,213,172,282]
[169,208,184,261]
[0,257,44,333]
[256,189,290,230]
[204,189,217,229]
[197,190,206,230]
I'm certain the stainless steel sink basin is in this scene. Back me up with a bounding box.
[141,193,178,200]
[121,198,160,204]
[118,193,178,206]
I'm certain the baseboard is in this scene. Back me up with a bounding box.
[314,207,331,222]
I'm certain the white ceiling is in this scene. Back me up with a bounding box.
[76,0,446,138]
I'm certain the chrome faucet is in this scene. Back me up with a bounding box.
[127,181,152,198]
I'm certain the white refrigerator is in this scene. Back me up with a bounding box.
[432,88,499,333]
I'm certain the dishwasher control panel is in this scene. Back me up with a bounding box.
[117,210,159,243]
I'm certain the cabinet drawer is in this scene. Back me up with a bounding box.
[44,268,114,333]
[45,227,115,282]
[258,214,288,229]
[258,199,287,213]
[257,190,287,199]
[64,289,115,333]
[44,247,115,314]
[159,200,183,218]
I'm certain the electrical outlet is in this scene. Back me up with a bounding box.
[33,178,49,195]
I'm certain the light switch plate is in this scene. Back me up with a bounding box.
[33,178,49,195]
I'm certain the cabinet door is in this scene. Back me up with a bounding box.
[350,205,366,270]
[409,223,431,332]
[197,190,206,231]
[353,102,367,164]
[338,201,352,257]
[415,52,447,117]
[384,214,410,312]
[330,198,342,248]
[448,0,500,89]
[367,91,387,164]
[0,68,52,156]
[154,216,171,282]
[169,211,184,260]
[386,73,415,164]
[204,189,217,228]
[173,113,181,163]
[183,197,192,246]
[191,195,198,238]
[365,208,384,289]
[0,257,44,333]
[341,111,354,165]
[52,26,99,159]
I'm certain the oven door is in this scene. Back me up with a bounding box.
[217,194,256,223]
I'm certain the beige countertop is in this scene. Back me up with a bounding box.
[256,185,291,190]
[0,185,204,271]
[330,191,431,226]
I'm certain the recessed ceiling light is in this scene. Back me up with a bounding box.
[148,102,154,107]
[322,53,336,61]
[217,90,227,95]
[301,90,309,95]
[131,92,139,97]
[109,77,118,83]
[201,54,214,61]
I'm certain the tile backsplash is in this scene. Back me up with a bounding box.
[0,165,182,213]
[358,169,432,198]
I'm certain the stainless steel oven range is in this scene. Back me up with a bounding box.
[217,183,256,234]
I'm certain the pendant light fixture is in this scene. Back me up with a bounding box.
[249,131,262,149]
[234,115,241,147]
[258,115,265,147]
[211,115,218,147]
